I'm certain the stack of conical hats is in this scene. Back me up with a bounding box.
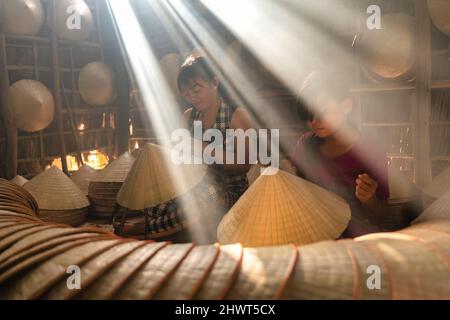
[70,164,98,196]
[23,166,89,226]
[423,166,450,207]
[115,143,207,237]
[10,175,28,187]
[217,167,351,247]
[88,152,135,220]
[117,143,207,210]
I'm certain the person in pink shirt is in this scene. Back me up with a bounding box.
[281,71,390,238]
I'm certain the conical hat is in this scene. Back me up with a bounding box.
[11,175,28,187]
[423,166,450,199]
[70,164,97,195]
[217,168,351,247]
[117,143,207,210]
[8,79,55,133]
[428,0,450,36]
[93,152,135,183]
[413,190,450,224]
[23,166,89,210]
[388,165,420,200]
[78,62,115,106]
[3,0,44,36]
[360,13,415,79]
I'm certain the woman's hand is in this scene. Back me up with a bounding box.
[355,173,378,203]
[281,159,298,175]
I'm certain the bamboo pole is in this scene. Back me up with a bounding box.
[413,0,433,188]
[50,0,68,174]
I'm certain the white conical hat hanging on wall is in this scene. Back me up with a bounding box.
[10,175,29,187]
[8,80,55,133]
[423,166,450,200]
[427,0,450,36]
[78,62,116,106]
[92,152,135,183]
[359,13,415,79]
[117,143,207,210]
[70,164,98,195]
[24,166,89,210]
[3,0,44,36]
[217,168,351,247]
[49,0,94,42]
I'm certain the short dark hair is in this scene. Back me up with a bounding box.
[177,55,216,92]
[296,70,352,121]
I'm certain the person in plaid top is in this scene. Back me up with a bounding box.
[147,56,253,241]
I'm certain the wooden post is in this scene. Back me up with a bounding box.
[115,52,130,155]
[413,0,433,188]
[0,35,17,179]
[32,39,47,171]
[50,0,69,174]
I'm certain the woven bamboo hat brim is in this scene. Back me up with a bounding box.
[70,164,98,195]
[24,166,89,210]
[217,168,351,247]
[423,166,450,199]
[0,239,121,299]
[11,175,29,187]
[195,244,243,300]
[93,152,135,183]
[339,240,391,299]
[282,241,356,300]
[117,143,207,210]
[41,240,143,300]
[226,245,297,300]
[8,79,55,133]
[388,165,420,200]
[154,245,220,300]
[413,190,450,224]
[113,243,194,300]
[397,228,450,265]
[78,241,168,300]
[353,238,450,299]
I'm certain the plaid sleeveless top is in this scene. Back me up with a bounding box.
[188,101,249,207]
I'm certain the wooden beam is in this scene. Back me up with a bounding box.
[50,0,68,175]
[0,34,17,179]
[413,0,433,188]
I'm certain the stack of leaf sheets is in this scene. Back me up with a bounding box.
[0,179,38,217]
[88,152,137,221]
